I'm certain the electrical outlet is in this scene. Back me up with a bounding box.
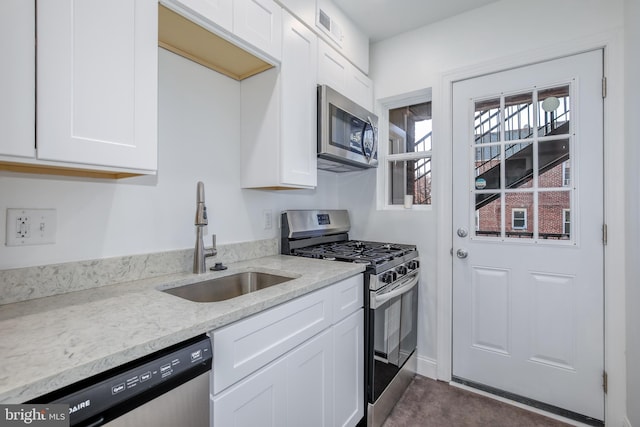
[6,208,57,246]
[263,209,273,230]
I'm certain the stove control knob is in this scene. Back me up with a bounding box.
[396,265,407,276]
[407,260,420,270]
[381,272,395,284]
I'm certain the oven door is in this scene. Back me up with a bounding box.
[370,270,419,402]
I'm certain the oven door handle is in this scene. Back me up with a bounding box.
[370,271,419,309]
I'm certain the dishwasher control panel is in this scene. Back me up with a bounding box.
[34,335,212,426]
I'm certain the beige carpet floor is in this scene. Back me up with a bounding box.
[382,375,573,427]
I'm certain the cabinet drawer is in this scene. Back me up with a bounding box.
[212,286,332,393]
[332,274,363,323]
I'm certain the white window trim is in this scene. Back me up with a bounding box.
[562,161,571,187]
[511,208,527,230]
[377,88,433,211]
[563,208,571,234]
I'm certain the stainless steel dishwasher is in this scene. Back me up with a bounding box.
[31,335,212,427]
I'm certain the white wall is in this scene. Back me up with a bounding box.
[0,49,340,270]
[341,0,625,392]
[625,0,640,425]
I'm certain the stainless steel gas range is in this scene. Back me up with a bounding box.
[281,210,419,427]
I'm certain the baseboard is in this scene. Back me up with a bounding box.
[415,355,437,379]
[623,417,633,427]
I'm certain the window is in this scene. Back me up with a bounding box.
[385,101,432,207]
[563,209,571,235]
[512,208,527,230]
[562,161,571,186]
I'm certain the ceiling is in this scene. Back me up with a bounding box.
[336,0,501,42]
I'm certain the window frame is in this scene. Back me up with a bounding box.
[377,89,433,211]
[511,208,528,230]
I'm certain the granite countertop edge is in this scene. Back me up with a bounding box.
[0,255,365,403]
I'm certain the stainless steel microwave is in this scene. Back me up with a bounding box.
[317,85,378,172]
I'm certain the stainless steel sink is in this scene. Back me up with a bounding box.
[161,272,294,302]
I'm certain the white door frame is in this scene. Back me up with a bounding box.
[434,30,626,425]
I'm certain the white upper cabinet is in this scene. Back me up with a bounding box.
[36,0,158,172]
[171,0,233,32]
[0,1,35,159]
[241,10,317,189]
[162,0,282,64]
[318,39,373,111]
[234,0,283,61]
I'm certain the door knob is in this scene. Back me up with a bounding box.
[456,249,468,259]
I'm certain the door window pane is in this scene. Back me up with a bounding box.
[539,191,571,240]
[475,194,501,237]
[475,98,501,144]
[538,85,570,137]
[505,192,533,239]
[505,142,533,188]
[504,92,534,141]
[475,145,501,190]
[538,139,570,188]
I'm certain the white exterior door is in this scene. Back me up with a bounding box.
[452,50,604,420]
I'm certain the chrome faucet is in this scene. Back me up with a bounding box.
[193,181,217,273]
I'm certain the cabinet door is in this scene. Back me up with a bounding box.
[333,310,364,427]
[37,0,157,171]
[280,10,317,187]
[165,0,233,32]
[318,39,347,94]
[234,0,282,61]
[286,329,334,427]
[213,286,332,393]
[0,1,35,158]
[213,357,287,427]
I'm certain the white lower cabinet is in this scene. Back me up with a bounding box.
[333,310,364,427]
[213,329,334,427]
[211,274,364,427]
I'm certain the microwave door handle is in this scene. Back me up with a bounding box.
[360,120,370,162]
[367,116,377,163]
[370,271,419,309]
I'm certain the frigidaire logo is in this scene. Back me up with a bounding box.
[0,404,68,426]
[68,400,90,414]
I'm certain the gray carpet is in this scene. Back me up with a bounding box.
[382,376,573,427]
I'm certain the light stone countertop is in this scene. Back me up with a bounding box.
[0,255,365,403]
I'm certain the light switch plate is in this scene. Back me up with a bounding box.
[6,208,57,246]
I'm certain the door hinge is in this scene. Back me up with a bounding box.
[603,224,608,245]
[602,77,607,98]
[603,371,608,394]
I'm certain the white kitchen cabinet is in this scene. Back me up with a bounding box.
[286,328,334,426]
[212,285,333,393]
[213,329,333,427]
[35,0,157,172]
[234,0,283,61]
[161,0,282,65]
[318,39,373,111]
[212,353,288,426]
[333,310,364,427]
[241,10,317,188]
[211,274,364,427]
[166,0,233,32]
[0,1,35,159]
